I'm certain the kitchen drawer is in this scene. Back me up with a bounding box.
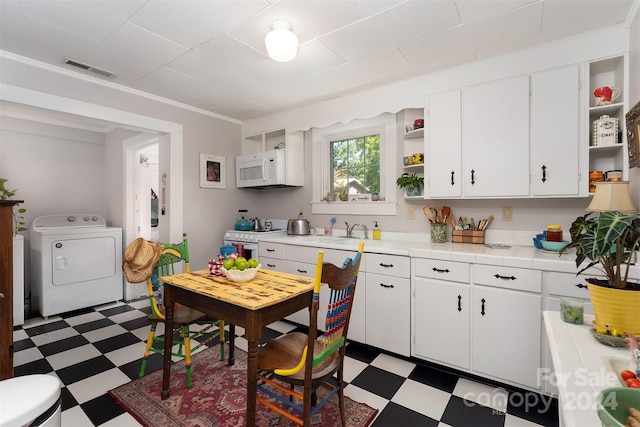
[285,260,315,278]
[414,259,469,283]
[260,257,284,271]
[287,245,365,270]
[259,242,285,259]
[546,271,598,299]
[366,253,409,277]
[474,264,541,293]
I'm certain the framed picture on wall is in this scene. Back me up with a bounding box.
[626,100,640,169]
[200,153,225,189]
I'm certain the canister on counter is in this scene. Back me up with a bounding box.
[546,224,563,242]
[589,170,604,193]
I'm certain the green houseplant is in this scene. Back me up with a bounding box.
[0,178,27,236]
[561,184,640,335]
[396,173,424,197]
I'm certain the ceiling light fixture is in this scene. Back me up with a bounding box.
[265,20,298,62]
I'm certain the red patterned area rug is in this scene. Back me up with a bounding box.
[109,345,378,427]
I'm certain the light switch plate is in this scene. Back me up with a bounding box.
[502,207,513,221]
[407,207,415,220]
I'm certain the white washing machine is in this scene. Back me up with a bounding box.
[30,214,123,318]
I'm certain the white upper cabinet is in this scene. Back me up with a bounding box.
[426,90,462,198]
[531,65,581,196]
[462,76,530,197]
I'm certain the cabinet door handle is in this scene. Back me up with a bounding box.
[267,263,276,268]
[450,171,455,186]
[481,298,486,316]
[379,283,395,289]
[266,248,275,252]
[541,165,547,183]
[457,295,462,312]
[432,267,450,273]
[297,269,307,274]
[575,283,588,289]
[379,263,394,268]
[494,274,516,280]
[470,169,475,185]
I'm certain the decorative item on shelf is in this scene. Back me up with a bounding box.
[593,86,621,106]
[405,124,414,133]
[589,170,604,193]
[324,192,337,202]
[413,119,424,129]
[396,173,423,197]
[560,181,640,337]
[605,170,623,182]
[411,153,424,165]
[592,115,619,147]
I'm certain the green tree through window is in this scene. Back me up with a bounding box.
[330,134,380,196]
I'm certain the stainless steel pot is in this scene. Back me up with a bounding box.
[287,218,316,235]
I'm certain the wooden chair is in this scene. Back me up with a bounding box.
[257,242,364,426]
[138,233,232,387]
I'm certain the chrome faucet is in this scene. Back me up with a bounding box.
[345,222,359,238]
[360,224,369,240]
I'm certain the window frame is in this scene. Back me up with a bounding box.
[311,113,397,216]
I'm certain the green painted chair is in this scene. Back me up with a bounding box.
[139,233,230,387]
[257,241,364,426]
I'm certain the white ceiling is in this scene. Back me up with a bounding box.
[0,0,636,123]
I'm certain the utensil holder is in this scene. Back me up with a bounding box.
[452,230,485,244]
[431,223,446,243]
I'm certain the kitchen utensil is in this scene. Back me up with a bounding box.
[434,205,442,223]
[251,218,263,231]
[235,210,253,230]
[422,206,435,223]
[287,218,316,235]
[441,206,451,224]
[540,240,569,252]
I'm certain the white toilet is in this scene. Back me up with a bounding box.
[0,374,61,426]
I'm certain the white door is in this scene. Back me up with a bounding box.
[462,76,530,197]
[427,90,462,198]
[471,285,541,389]
[414,278,470,369]
[531,65,580,196]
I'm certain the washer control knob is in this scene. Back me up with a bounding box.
[83,216,90,222]
[67,216,76,222]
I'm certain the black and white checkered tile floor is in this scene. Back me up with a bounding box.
[13,300,559,427]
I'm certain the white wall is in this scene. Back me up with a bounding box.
[627,4,640,208]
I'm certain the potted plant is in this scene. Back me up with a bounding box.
[561,209,640,334]
[396,173,424,197]
[0,178,27,236]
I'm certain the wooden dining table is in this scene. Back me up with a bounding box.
[160,268,316,426]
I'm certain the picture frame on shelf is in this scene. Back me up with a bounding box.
[199,153,225,189]
[626,100,640,168]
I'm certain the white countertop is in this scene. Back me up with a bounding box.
[543,311,633,427]
[260,232,640,277]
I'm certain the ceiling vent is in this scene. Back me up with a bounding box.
[63,57,115,78]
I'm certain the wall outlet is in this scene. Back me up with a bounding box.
[407,207,415,220]
[502,207,513,222]
[299,207,304,217]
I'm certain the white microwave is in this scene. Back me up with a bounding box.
[236,150,288,188]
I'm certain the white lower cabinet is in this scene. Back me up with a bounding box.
[472,265,542,390]
[366,253,411,356]
[414,279,470,369]
[366,272,410,356]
